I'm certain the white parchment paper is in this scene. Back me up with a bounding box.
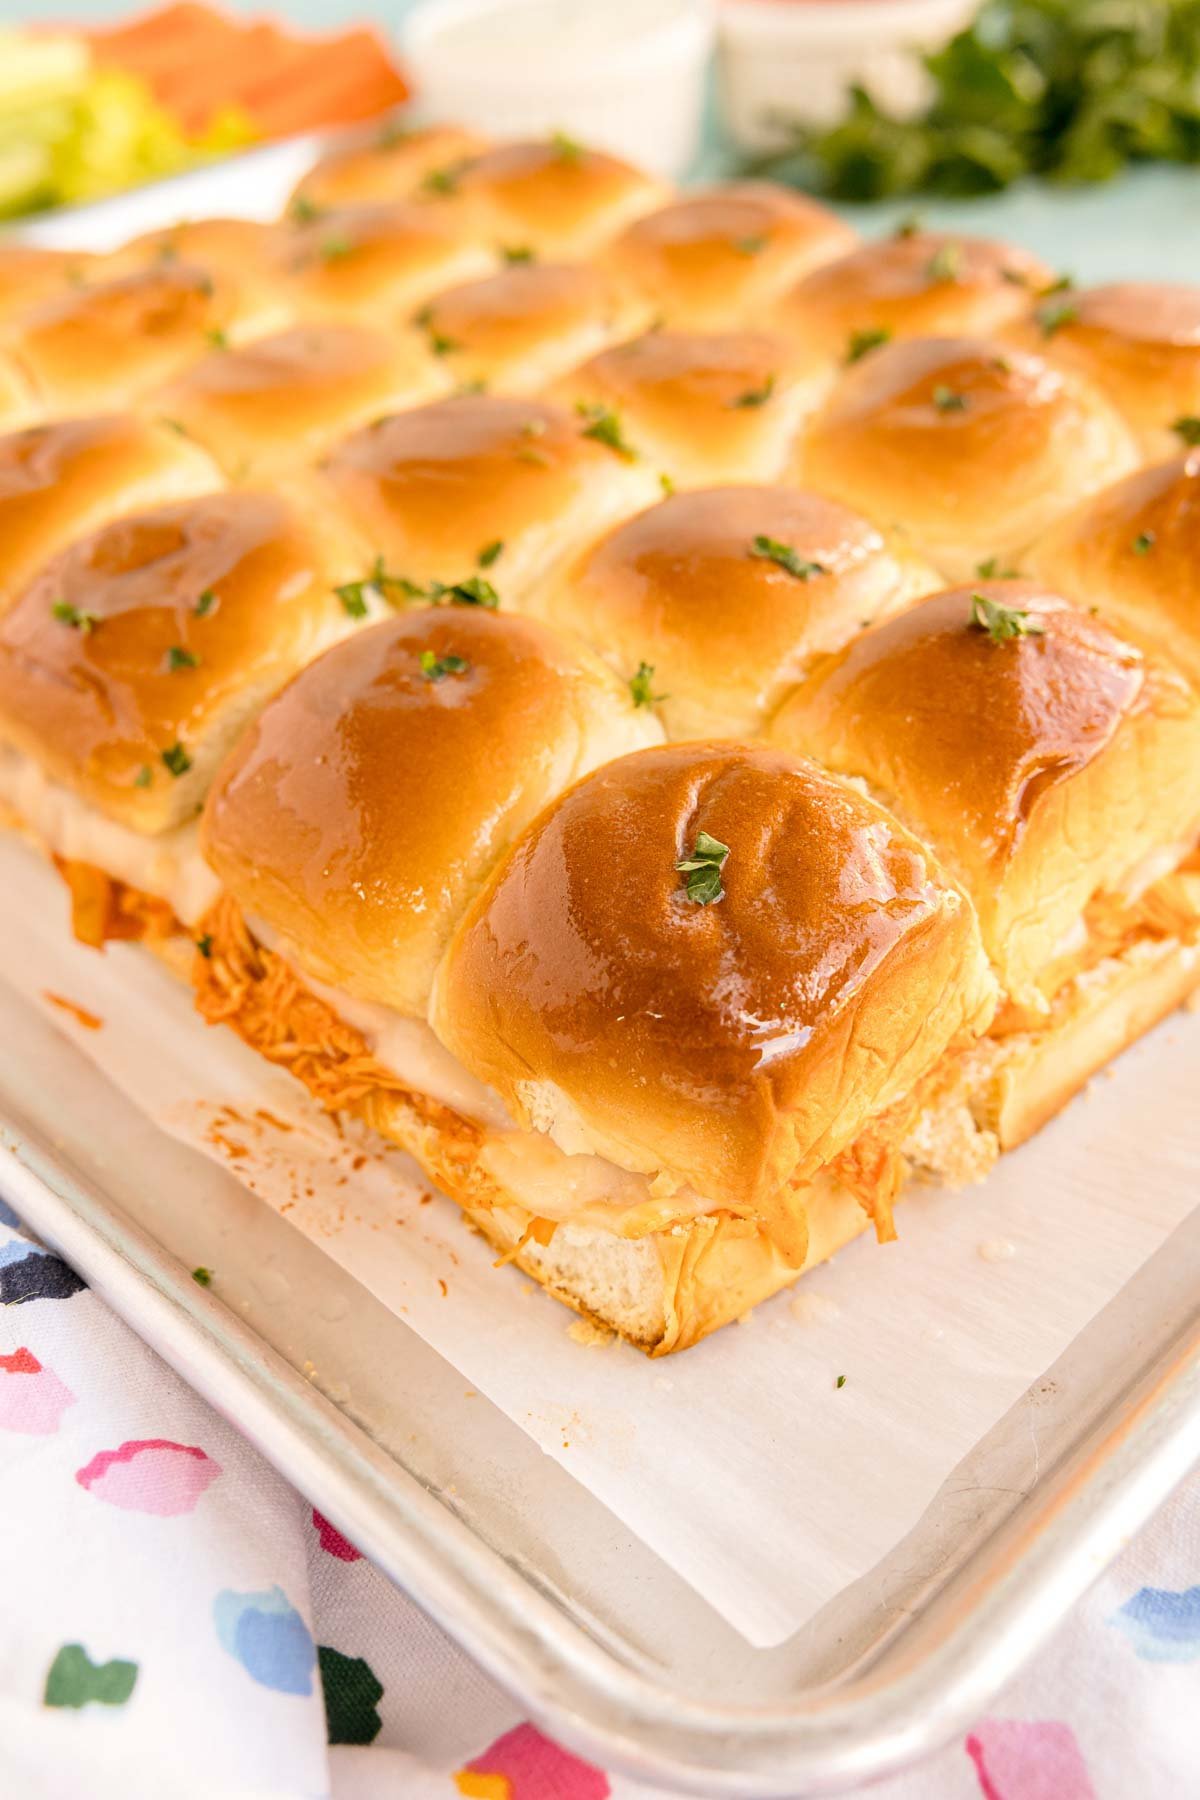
[2,835,1196,1647]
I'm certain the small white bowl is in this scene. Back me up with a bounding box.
[718,0,977,155]
[403,0,715,179]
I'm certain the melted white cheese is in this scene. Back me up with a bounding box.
[0,745,219,925]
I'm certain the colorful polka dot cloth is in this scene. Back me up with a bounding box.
[1,1204,1196,1800]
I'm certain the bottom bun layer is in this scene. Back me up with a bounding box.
[358,1084,876,1354]
[975,936,1200,1150]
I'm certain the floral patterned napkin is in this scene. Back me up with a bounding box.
[0,1203,1196,1800]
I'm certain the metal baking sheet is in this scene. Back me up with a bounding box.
[2,147,1199,1794]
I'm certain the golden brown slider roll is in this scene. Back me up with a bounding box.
[410,260,649,393]
[529,485,940,738]
[98,218,286,339]
[773,229,1053,361]
[290,121,491,211]
[773,583,1200,1145]
[201,608,661,1019]
[148,323,449,481]
[426,741,995,1347]
[4,265,245,415]
[0,245,99,322]
[309,393,660,601]
[268,201,494,325]
[416,137,667,259]
[546,329,830,488]
[1008,282,1200,462]
[0,491,371,940]
[800,336,1139,581]
[1029,453,1200,685]
[0,351,38,430]
[0,414,220,611]
[601,181,856,330]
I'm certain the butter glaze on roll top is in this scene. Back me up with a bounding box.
[0,414,219,609]
[312,392,659,598]
[412,261,647,392]
[773,230,1053,354]
[201,608,662,1017]
[531,484,940,738]
[548,328,829,487]
[773,584,1200,1014]
[433,741,996,1257]
[801,335,1140,581]
[0,491,367,834]
[603,181,856,329]
[1030,453,1200,685]
[1010,282,1200,460]
[150,322,448,479]
[417,138,667,258]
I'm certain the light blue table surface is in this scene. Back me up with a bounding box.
[7,0,1200,279]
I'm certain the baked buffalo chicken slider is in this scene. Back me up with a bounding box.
[193,686,998,1350]
[601,181,856,330]
[1008,281,1200,463]
[307,393,660,604]
[1029,452,1200,686]
[528,484,940,739]
[800,335,1140,581]
[773,582,1200,1149]
[0,490,372,946]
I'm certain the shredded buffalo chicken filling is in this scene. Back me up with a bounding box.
[55,857,179,949]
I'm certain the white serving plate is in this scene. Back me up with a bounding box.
[2,147,1199,1794]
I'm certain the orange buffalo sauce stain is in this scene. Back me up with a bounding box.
[42,992,103,1031]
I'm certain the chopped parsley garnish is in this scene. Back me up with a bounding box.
[893,215,922,239]
[428,575,499,608]
[926,241,961,282]
[846,325,891,364]
[501,244,535,264]
[522,416,546,437]
[205,327,229,350]
[191,1266,213,1286]
[1000,266,1029,287]
[628,661,664,708]
[976,556,1021,579]
[1172,416,1200,446]
[676,830,730,907]
[750,534,826,581]
[1038,298,1078,337]
[422,164,461,196]
[1040,273,1075,297]
[551,129,584,162]
[732,233,767,256]
[133,766,152,789]
[932,384,967,412]
[51,601,98,633]
[159,417,189,437]
[970,592,1043,643]
[194,588,216,617]
[477,539,504,568]
[659,471,675,495]
[836,1374,847,1389]
[376,117,412,149]
[319,234,354,263]
[161,742,192,777]
[576,402,637,460]
[1133,530,1156,555]
[419,649,470,681]
[195,934,213,958]
[289,194,323,224]
[729,374,776,410]
[166,645,198,671]
[334,556,420,617]
[335,582,371,619]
